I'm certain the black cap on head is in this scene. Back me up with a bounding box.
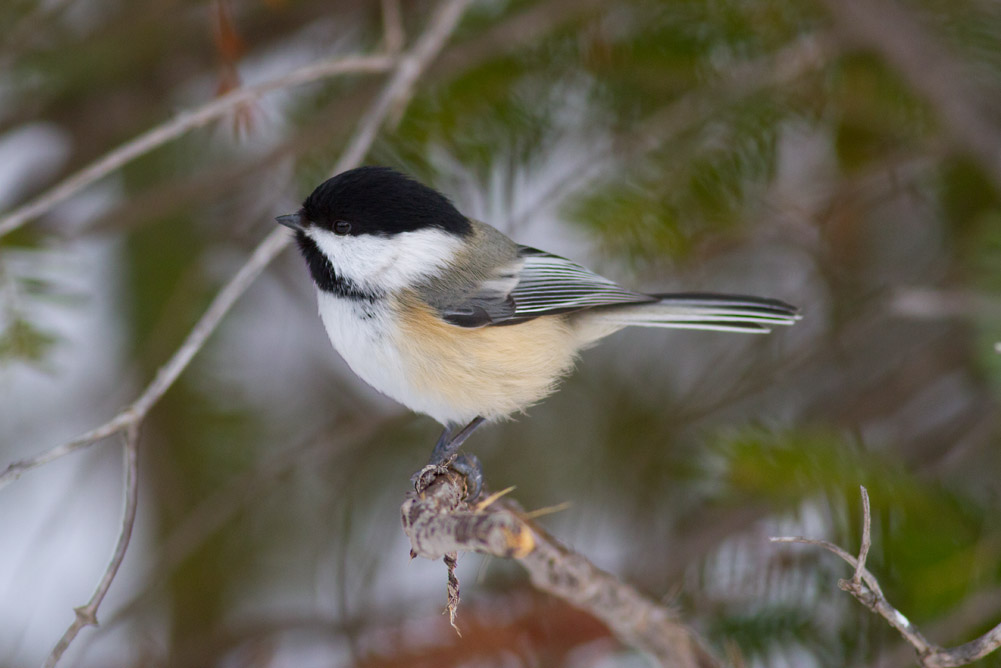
[301,166,472,237]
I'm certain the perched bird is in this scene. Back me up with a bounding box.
[277,166,799,497]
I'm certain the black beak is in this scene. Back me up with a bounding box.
[275,212,305,231]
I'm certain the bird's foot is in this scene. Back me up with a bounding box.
[451,453,483,502]
[411,452,483,502]
[411,457,454,495]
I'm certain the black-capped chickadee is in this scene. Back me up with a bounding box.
[277,166,799,497]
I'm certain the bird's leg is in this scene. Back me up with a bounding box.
[413,417,486,500]
[429,416,485,464]
[428,423,458,465]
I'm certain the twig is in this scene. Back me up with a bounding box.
[0,0,471,492]
[890,287,1001,321]
[401,471,720,668]
[381,0,405,55]
[341,0,471,148]
[852,485,870,584]
[42,423,141,668]
[0,54,394,240]
[771,486,1001,668]
[872,587,1001,668]
[11,3,471,664]
[79,415,403,653]
[0,229,288,489]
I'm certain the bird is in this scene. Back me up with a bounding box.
[277,166,799,498]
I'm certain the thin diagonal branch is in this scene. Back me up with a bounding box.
[771,487,1001,668]
[402,471,720,668]
[336,0,471,170]
[0,229,287,489]
[0,0,471,491]
[0,54,394,239]
[42,423,141,668]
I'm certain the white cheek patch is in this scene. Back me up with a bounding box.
[307,227,462,292]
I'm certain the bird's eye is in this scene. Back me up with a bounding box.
[333,220,352,235]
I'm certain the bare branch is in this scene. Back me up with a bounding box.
[402,471,720,668]
[890,288,1001,321]
[0,229,288,489]
[83,416,402,646]
[381,0,405,55]
[0,0,471,492]
[0,54,394,239]
[42,423,141,668]
[339,0,472,155]
[852,485,871,585]
[771,488,1001,668]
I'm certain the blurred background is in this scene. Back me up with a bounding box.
[2,0,1001,666]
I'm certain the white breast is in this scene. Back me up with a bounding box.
[315,292,415,411]
[308,226,471,424]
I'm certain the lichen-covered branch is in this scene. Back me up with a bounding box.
[401,471,720,668]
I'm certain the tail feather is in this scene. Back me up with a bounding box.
[592,293,801,334]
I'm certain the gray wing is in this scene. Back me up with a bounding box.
[440,246,654,328]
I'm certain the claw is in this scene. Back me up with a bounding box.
[410,453,484,502]
[412,458,453,494]
[415,417,487,501]
[451,453,483,502]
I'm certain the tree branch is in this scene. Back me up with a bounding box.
[771,486,1001,668]
[0,55,395,239]
[0,0,471,492]
[381,0,405,56]
[0,229,288,489]
[42,423,141,668]
[336,0,471,169]
[401,471,721,668]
